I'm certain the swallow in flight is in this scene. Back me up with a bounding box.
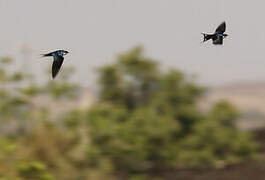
[202,21,228,45]
[42,50,69,78]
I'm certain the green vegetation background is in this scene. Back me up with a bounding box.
[0,47,258,180]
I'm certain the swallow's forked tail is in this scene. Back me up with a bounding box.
[201,33,212,43]
[41,52,53,57]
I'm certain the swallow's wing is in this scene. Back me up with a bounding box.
[52,55,64,78]
[213,36,223,45]
[215,22,226,33]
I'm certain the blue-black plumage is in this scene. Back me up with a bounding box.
[202,22,228,45]
[41,50,69,78]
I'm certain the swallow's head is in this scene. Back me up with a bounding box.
[57,50,69,56]
[223,34,228,38]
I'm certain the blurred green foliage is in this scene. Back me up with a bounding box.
[85,47,258,177]
[0,47,259,179]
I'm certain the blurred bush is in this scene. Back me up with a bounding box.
[85,47,258,177]
[0,47,259,179]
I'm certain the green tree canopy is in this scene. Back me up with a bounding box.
[85,47,258,178]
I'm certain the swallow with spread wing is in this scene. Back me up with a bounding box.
[202,22,228,45]
[42,50,69,78]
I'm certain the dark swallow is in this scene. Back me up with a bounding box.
[202,22,228,45]
[41,50,69,78]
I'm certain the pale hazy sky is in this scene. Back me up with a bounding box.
[0,0,264,87]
